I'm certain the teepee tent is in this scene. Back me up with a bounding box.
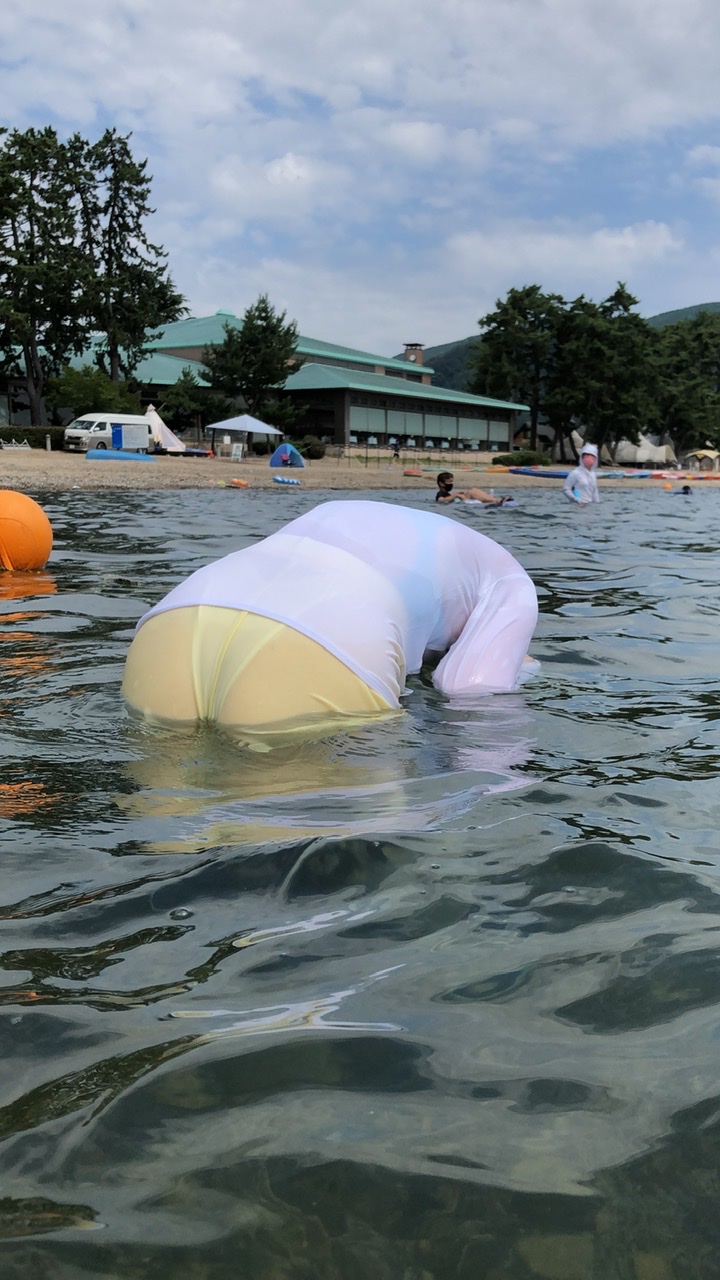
[145,406,186,453]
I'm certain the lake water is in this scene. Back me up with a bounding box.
[1,483,720,1279]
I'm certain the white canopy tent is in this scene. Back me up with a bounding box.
[206,413,284,455]
[206,414,283,437]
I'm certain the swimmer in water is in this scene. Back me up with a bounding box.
[562,444,600,504]
[435,471,512,506]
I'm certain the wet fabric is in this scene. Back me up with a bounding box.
[122,500,538,731]
[123,606,391,731]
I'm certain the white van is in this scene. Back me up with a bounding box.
[63,413,154,453]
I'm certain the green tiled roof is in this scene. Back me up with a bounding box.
[67,348,208,387]
[147,312,434,375]
[284,363,529,411]
[145,312,240,351]
[297,334,434,375]
[133,351,208,386]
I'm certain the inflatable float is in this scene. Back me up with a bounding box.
[464,497,517,508]
[273,475,301,486]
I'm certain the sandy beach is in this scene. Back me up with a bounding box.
[0,448,694,493]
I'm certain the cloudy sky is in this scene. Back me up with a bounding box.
[3,0,720,356]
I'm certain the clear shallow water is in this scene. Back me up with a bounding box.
[2,485,720,1278]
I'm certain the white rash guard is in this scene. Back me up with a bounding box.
[563,464,599,504]
[124,500,538,728]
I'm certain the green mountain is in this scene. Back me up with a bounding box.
[409,302,720,392]
[393,336,480,391]
[645,301,720,328]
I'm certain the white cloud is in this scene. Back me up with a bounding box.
[686,145,720,168]
[447,221,683,289]
[2,0,720,349]
[382,122,447,166]
[693,177,720,205]
[265,154,313,186]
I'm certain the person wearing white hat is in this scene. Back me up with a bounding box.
[562,443,600,504]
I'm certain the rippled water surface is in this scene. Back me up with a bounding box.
[2,483,720,1278]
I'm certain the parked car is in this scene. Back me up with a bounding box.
[63,413,154,453]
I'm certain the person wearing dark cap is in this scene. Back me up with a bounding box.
[562,443,600,504]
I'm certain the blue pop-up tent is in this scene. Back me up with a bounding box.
[270,442,304,468]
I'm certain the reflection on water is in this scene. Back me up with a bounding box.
[120,694,536,850]
[2,486,720,1274]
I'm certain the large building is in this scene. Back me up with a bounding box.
[143,312,528,453]
[2,310,528,451]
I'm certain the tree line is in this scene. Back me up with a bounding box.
[0,126,186,423]
[6,123,716,453]
[470,284,720,457]
[0,126,304,433]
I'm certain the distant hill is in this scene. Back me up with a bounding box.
[393,336,480,391]
[405,302,720,392]
[645,301,720,328]
[423,336,480,391]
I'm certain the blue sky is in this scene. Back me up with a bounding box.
[3,0,720,355]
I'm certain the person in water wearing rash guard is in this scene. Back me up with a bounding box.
[122,500,538,737]
[562,443,600,504]
[435,471,512,506]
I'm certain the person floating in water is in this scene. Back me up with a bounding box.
[562,443,600,504]
[122,500,538,738]
[435,471,512,506]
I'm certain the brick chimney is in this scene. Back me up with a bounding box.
[403,343,424,366]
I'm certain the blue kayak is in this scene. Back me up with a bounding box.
[86,448,156,462]
[508,467,568,478]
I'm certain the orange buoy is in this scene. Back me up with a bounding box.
[230,478,250,488]
[663,482,672,490]
[0,491,53,571]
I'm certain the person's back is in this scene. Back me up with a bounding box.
[122,500,538,734]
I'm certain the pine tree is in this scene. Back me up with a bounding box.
[71,128,185,381]
[545,285,654,454]
[201,294,303,426]
[0,127,92,423]
[470,286,564,450]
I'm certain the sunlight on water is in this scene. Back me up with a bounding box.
[2,485,720,1276]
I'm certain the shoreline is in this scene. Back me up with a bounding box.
[0,449,705,493]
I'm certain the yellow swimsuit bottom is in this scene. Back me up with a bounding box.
[122,605,391,735]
